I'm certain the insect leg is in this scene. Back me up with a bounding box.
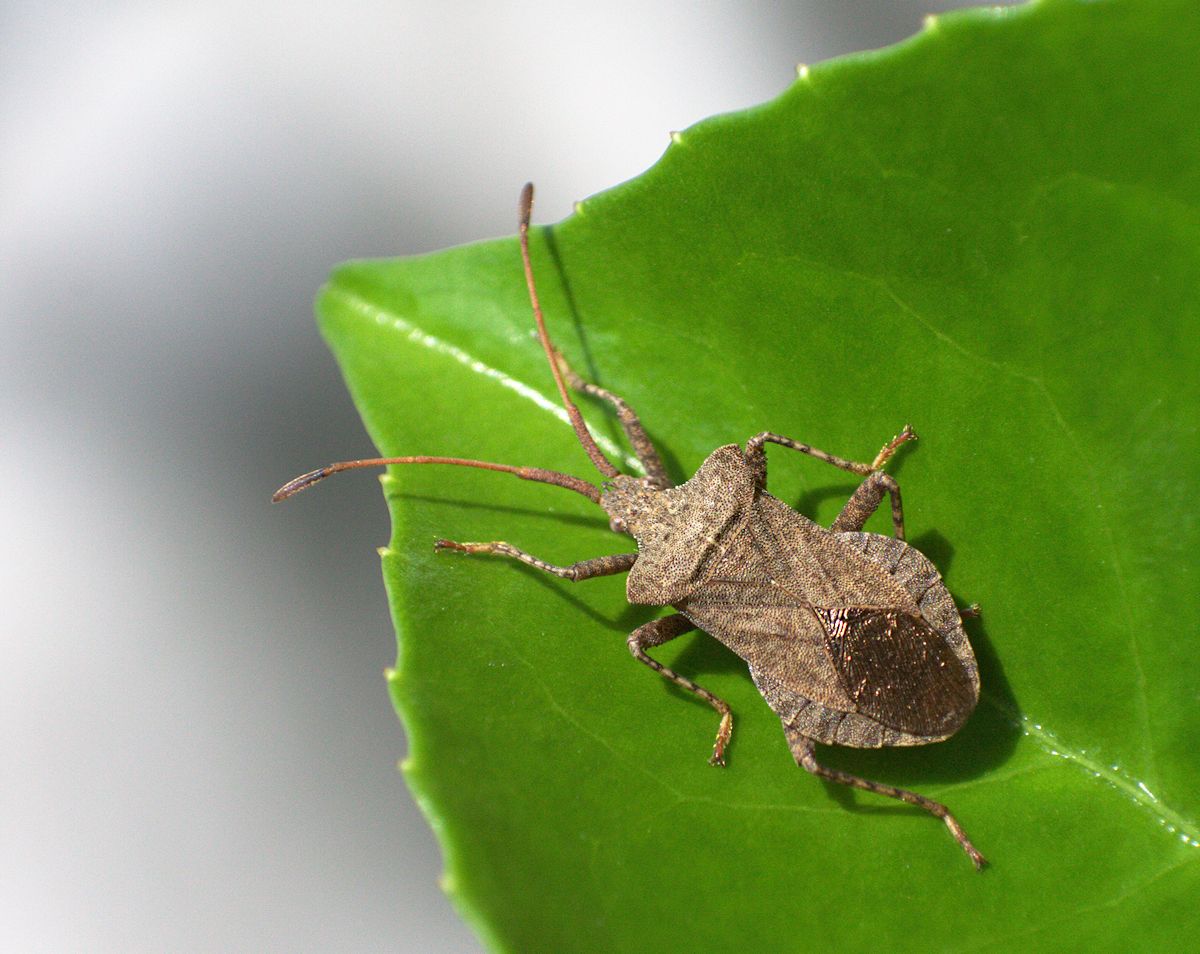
[744,425,916,488]
[551,347,672,489]
[628,614,733,766]
[830,470,907,539]
[787,731,986,870]
[435,541,636,581]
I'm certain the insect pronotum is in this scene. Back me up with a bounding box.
[275,184,987,869]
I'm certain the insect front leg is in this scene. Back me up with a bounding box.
[435,541,636,581]
[551,347,672,489]
[628,614,733,766]
[785,729,986,870]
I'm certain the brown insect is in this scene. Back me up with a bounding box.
[275,184,986,869]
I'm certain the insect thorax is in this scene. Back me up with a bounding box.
[604,445,758,606]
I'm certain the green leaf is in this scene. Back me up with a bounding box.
[313,1,1200,949]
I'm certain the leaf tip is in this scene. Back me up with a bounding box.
[796,63,810,80]
[669,130,684,146]
[923,12,940,32]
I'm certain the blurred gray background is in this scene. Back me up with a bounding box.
[2,2,1018,950]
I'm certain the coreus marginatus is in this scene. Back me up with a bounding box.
[275,184,986,869]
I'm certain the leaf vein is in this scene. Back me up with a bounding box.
[880,281,1158,777]
[984,693,1199,849]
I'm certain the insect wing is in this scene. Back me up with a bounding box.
[816,606,975,737]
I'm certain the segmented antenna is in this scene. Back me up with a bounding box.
[271,184,620,505]
[272,455,600,503]
[518,183,620,478]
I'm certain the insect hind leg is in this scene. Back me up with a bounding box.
[786,729,986,870]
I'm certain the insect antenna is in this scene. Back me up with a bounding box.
[518,183,621,479]
[272,455,600,504]
[272,184,620,506]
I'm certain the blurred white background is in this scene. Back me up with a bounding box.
[2,2,1018,950]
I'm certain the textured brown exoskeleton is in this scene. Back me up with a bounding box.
[275,184,986,869]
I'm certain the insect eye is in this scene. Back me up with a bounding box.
[609,516,629,534]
